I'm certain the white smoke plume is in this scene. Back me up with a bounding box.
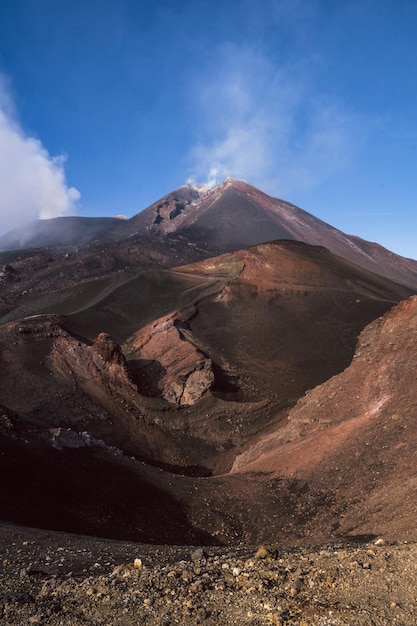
[188,44,359,196]
[0,76,80,235]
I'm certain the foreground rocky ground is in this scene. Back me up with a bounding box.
[0,523,416,625]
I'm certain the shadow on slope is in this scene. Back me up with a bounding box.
[0,435,215,545]
[232,295,417,542]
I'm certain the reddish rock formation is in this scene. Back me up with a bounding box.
[125,311,214,405]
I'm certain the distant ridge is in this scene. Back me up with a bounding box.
[1,177,417,289]
[0,216,123,251]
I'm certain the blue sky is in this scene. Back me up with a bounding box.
[0,0,416,259]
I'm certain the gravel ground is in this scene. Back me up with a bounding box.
[0,523,416,625]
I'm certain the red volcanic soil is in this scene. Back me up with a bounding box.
[234,295,417,542]
[0,238,415,545]
[137,178,417,290]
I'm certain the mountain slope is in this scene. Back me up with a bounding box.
[170,179,417,289]
[0,216,123,251]
[104,177,417,289]
[1,178,417,291]
[2,294,417,544]
[232,294,417,540]
[0,241,412,481]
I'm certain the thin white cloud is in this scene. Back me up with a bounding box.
[187,43,359,197]
[0,76,80,234]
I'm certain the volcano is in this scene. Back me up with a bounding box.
[0,178,416,546]
[2,178,417,289]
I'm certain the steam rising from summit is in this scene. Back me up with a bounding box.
[187,44,358,196]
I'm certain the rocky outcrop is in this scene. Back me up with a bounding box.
[175,359,214,406]
[92,332,125,365]
[125,311,214,405]
[0,405,16,437]
[50,331,140,414]
[49,427,122,455]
